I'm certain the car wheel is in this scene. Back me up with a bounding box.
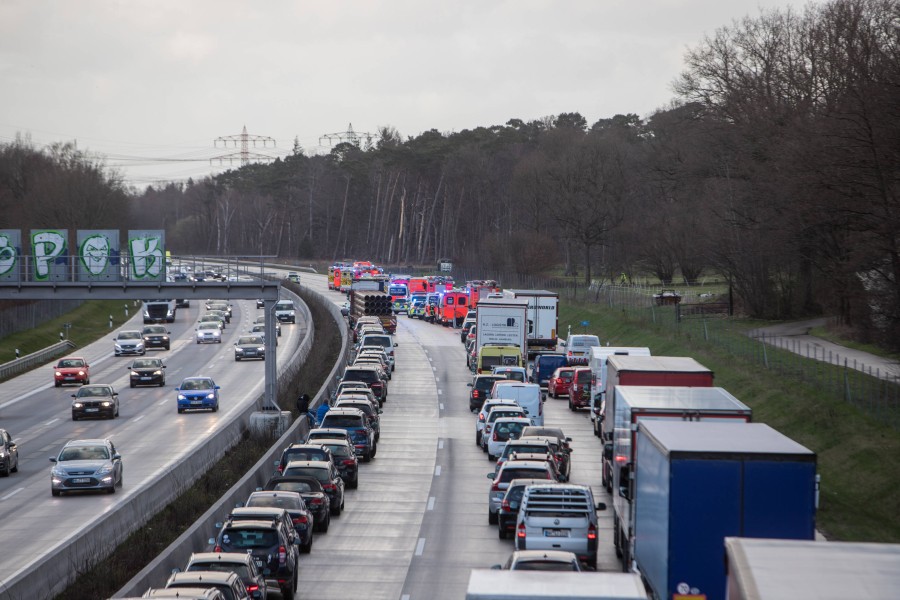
[130,382,135,388]
[488,510,498,525]
[362,451,371,463]
[0,462,8,477]
[331,500,341,516]
[52,489,60,497]
[72,413,79,421]
[280,579,295,600]
[10,458,17,473]
[54,381,61,388]
[84,379,89,385]
[177,408,184,414]
[217,339,221,343]
[302,537,313,554]
[165,344,170,350]
[568,398,575,411]
[349,477,359,490]
[212,403,218,413]
[498,527,507,540]
[159,380,165,387]
[108,484,116,494]
[475,431,481,446]
[371,443,377,458]
[235,357,241,362]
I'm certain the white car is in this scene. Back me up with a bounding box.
[475,399,520,447]
[195,322,222,344]
[486,416,532,460]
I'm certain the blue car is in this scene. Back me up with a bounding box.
[176,376,220,413]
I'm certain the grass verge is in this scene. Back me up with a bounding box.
[558,302,900,542]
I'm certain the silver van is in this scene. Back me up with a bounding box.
[514,483,605,569]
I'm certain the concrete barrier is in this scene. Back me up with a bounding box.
[112,284,349,597]
[0,289,313,600]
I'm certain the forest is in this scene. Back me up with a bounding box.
[0,0,897,346]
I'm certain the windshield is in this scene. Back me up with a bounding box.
[283,448,328,463]
[247,494,302,510]
[515,560,579,572]
[59,445,109,461]
[323,444,352,458]
[58,359,84,368]
[282,466,330,483]
[271,481,315,493]
[275,301,294,311]
[321,415,364,428]
[343,370,378,383]
[220,529,278,549]
[575,370,591,384]
[500,468,550,483]
[475,377,504,392]
[118,331,140,340]
[181,379,213,390]
[188,562,250,579]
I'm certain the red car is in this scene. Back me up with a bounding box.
[547,367,575,399]
[53,357,90,387]
[569,367,592,410]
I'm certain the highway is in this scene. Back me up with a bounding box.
[295,273,617,600]
[0,296,307,594]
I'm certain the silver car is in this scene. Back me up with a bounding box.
[196,322,223,344]
[113,330,145,356]
[50,438,123,496]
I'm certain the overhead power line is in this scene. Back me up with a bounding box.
[211,125,276,167]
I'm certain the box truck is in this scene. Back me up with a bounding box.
[609,386,753,567]
[588,346,651,437]
[632,421,817,600]
[724,537,900,600]
[465,570,648,600]
[475,298,528,353]
[502,289,559,355]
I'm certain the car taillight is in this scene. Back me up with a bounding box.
[278,545,287,564]
[491,482,501,493]
[478,413,485,422]
[277,465,283,473]
[615,454,628,463]
[493,430,499,441]
[342,459,356,465]
[500,499,511,513]
[246,584,258,593]
[323,483,336,492]
[213,545,222,552]
[309,497,323,505]
[293,516,308,525]
[517,522,526,539]
[588,523,597,540]
[473,390,481,399]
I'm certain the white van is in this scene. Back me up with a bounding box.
[588,346,651,436]
[274,300,296,324]
[490,382,544,426]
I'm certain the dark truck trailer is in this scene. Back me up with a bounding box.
[632,421,817,600]
[142,299,176,324]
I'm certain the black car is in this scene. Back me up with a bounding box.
[264,475,331,532]
[141,324,171,350]
[315,437,359,489]
[281,460,345,516]
[341,366,387,403]
[497,478,549,539]
[234,335,265,362]
[71,384,119,420]
[184,551,268,600]
[468,375,506,412]
[213,518,298,599]
[0,429,19,477]
[128,357,166,387]
[245,490,315,553]
[256,299,265,309]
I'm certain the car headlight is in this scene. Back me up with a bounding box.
[78,370,86,376]
[51,467,67,477]
[161,336,168,341]
[100,401,112,407]
[115,343,124,350]
[206,393,216,399]
[55,371,62,377]
[235,348,244,355]
[96,464,113,476]
[178,394,187,400]
[153,370,162,376]
[0,451,5,458]
[257,347,265,352]
[73,402,84,408]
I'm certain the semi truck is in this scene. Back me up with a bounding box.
[724,537,900,600]
[632,421,817,600]
[600,356,714,491]
[475,298,528,354]
[501,289,559,356]
[142,299,176,324]
[465,570,648,600]
[609,386,753,570]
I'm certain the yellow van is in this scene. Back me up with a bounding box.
[477,344,524,374]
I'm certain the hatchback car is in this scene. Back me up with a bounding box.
[486,460,558,524]
[496,478,549,539]
[249,324,277,346]
[196,322,223,344]
[113,330,145,356]
[234,335,265,361]
[212,518,298,599]
[128,357,166,387]
[275,444,335,475]
[141,324,171,350]
[254,315,281,337]
[199,314,226,330]
[481,406,528,452]
[486,417,532,460]
[281,460,345,516]
[315,437,359,489]
[491,366,528,382]
[319,407,376,461]
[206,301,233,321]
[50,438,123,496]
[0,429,19,477]
[333,397,382,442]
[53,357,90,386]
[467,374,506,412]
[475,399,519,447]
[264,476,331,533]
[71,384,119,420]
[183,552,268,600]
[493,550,583,571]
[245,491,314,554]
[305,428,353,445]
[547,367,575,399]
[164,571,250,600]
[563,334,601,366]
[176,377,220,413]
[340,366,388,404]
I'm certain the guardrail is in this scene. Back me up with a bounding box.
[0,289,315,600]
[114,284,349,597]
[0,340,76,381]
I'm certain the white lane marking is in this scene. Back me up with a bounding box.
[437,389,443,395]
[44,418,59,427]
[439,403,444,410]
[428,357,433,362]
[427,497,435,510]
[432,366,436,371]
[438,439,444,449]
[133,415,145,423]
[434,465,442,476]
[402,595,411,600]
[1,488,24,501]
[435,377,440,382]
[158,399,169,406]
[415,538,426,556]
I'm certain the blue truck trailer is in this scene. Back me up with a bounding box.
[632,421,817,600]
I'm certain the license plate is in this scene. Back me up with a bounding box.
[254,558,264,568]
[71,478,90,484]
[141,376,151,380]
[85,408,99,412]
[191,400,202,405]
[544,529,570,537]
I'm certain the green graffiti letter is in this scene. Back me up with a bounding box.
[130,236,163,279]
[32,231,66,280]
[0,235,16,276]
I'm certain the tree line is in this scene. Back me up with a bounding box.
[0,0,896,347]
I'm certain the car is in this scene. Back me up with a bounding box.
[226,506,300,557]
[495,478,549,539]
[256,299,265,309]
[340,366,387,404]
[491,366,528,382]
[333,397,382,442]
[212,518,298,599]
[274,300,296,324]
[460,319,476,343]
[340,301,350,317]
[530,353,568,388]
[330,382,377,405]
[514,483,605,569]
[143,587,226,599]
[245,490,314,553]
[481,405,528,452]
[314,437,359,489]
[287,271,300,283]
[476,399,519,447]
[254,315,281,337]
[128,357,166,387]
[263,476,331,533]
[164,570,250,600]
[568,366,593,410]
[141,324,171,350]
[205,300,233,321]
[53,356,90,386]
[234,335,265,361]
[523,436,572,483]
[547,367,575,399]
[305,428,353,445]
[199,313,226,330]
[353,356,391,380]
[319,407,377,462]
[492,550,584,571]
[175,298,190,308]
[196,322,223,344]
[486,417,533,461]
[49,438,123,496]
[466,373,506,412]
[176,377,220,413]
[494,439,555,475]
[280,460,345,516]
[71,384,119,420]
[357,333,396,371]
[206,310,230,328]
[248,324,277,346]
[183,552,269,600]
[486,460,558,524]
[274,444,335,475]
[562,334,601,366]
[0,429,19,477]
[113,330,145,356]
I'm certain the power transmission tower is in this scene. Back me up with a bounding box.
[319,123,377,149]
[211,125,276,167]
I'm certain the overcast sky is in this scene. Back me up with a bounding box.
[0,0,820,189]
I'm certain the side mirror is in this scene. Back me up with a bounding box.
[486,473,496,480]
[171,568,181,574]
[603,443,613,461]
[490,564,502,570]
[596,502,607,511]
[394,342,398,347]
[49,457,57,463]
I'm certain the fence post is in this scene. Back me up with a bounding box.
[761,334,769,369]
